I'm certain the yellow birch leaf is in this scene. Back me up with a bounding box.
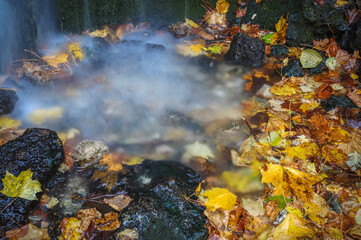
[270,84,297,96]
[335,0,349,7]
[69,42,83,61]
[285,206,303,217]
[273,213,314,239]
[185,18,200,28]
[216,0,230,14]
[89,28,109,38]
[201,187,237,212]
[42,52,69,68]
[0,169,42,200]
[261,163,322,202]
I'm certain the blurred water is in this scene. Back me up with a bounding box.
[0,1,15,73]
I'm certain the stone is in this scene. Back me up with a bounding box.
[0,128,64,236]
[224,33,267,68]
[0,88,19,115]
[71,140,109,168]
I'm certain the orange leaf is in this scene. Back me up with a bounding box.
[322,145,348,164]
[216,0,230,14]
[93,212,120,231]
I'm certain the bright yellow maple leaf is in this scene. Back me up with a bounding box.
[283,142,319,161]
[0,169,42,200]
[201,187,237,212]
[216,0,230,14]
[42,52,69,68]
[271,14,289,44]
[261,163,322,202]
[273,213,314,239]
[270,83,297,96]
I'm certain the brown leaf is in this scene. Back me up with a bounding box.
[93,212,120,231]
[348,90,361,108]
[77,208,102,231]
[103,194,133,212]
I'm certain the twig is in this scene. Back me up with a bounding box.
[241,117,260,143]
[0,196,18,215]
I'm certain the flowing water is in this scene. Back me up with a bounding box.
[0,1,15,73]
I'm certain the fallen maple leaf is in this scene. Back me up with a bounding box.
[60,217,83,240]
[0,169,42,200]
[273,213,315,239]
[201,187,237,212]
[261,163,322,202]
[270,83,297,96]
[5,223,49,240]
[271,14,289,44]
[322,145,348,164]
[68,42,83,62]
[185,18,200,28]
[283,142,319,161]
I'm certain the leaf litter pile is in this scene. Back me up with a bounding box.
[1,0,361,239]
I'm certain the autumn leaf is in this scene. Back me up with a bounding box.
[190,44,205,53]
[0,169,42,200]
[201,187,237,212]
[273,213,315,239]
[93,212,120,231]
[203,45,222,54]
[264,195,292,209]
[103,194,132,212]
[42,52,69,68]
[271,14,289,44]
[283,142,319,161]
[261,163,322,202]
[322,145,348,164]
[28,106,63,125]
[185,18,200,28]
[5,223,49,240]
[216,0,230,14]
[270,83,297,96]
[60,217,83,240]
[300,49,323,68]
[76,208,101,231]
[0,116,21,129]
[68,42,83,62]
[334,0,349,7]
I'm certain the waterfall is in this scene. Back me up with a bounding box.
[33,0,56,47]
[83,0,91,30]
[185,0,190,19]
[0,1,15,73]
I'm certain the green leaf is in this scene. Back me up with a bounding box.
[0,169,42,200]
[203,45,222,54]
[265,195,292,209]
[261,33,275,44]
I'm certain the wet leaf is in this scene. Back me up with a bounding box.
[264,195,292,209]
[334,0,349,7]
[103,194,132,212]
[347,151,361,171]
[5,223,49,240]
[326,57,337,70]
[189,44,205,53]
[216,0,230,14]
[270,83,297,96]
[283,142,319,161]
[241,198,265,217]
[0,116,21,129]
[261,33,275,44]
[300,49,323,68]
[76,208,102,231]
[69,42,83,61]
[271,14,288,44]
[322,145,348,164]
[93,212,120,231]
[182,141,214,162]
[0,169,42,200]
[261,163,322,202]
[185,18,200,28]
[203,45,222,54]
[28,106,63,125]
[273,213,314,239]
[60,217,83,240]
[201,187,237,212]
[42,52,69,68]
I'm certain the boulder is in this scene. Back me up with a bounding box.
[0,128,64,236]
[0,88,19,115]
[224,32,267,67]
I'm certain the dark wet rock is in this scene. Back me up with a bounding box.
[71,140,109,168]
[0,88,19,115]
[321,95,361,111]
[326,192,341,213]
[241,0,353,46]
[145,43,166,52]
[168,22,191,38]
[116,160,208,240]
[270,45,289,56]
[342,19,361,52]
[224,33,267,68]
[163,110,203,133]
[0,128,64,237]
[282,59,304,77]
[47,160,208,239]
